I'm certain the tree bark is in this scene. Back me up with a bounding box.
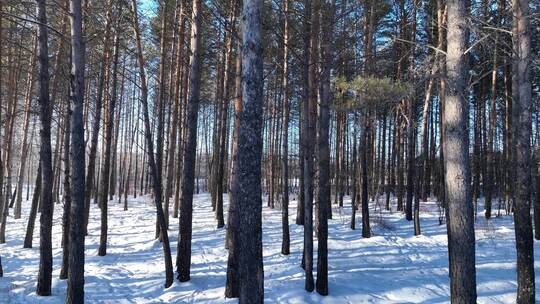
[225,39,242,299]
[177,0,202,282]
[36,0,54,296]
[60,103,72,280]
[234,0,265,300]
[512,0,535,302]
[444,0,477,301]
[66,0,87,301]
[316,0,334,295]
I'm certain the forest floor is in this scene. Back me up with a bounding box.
[0,192,539,303]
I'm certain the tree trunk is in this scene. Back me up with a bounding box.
[84,0,114,235]
[444,0,477,301]
[281,0,290,256]
[234,0,265,300]
[60,102,72,280]
[14,38,37,219]
[225,38,242,299]
[130,0,174,288]
[23,165,41,249]
[165,0,187,225]
[316,0,334,294]
[98,29,120,257]
[302,0,318,291]
[177,0,202,282]
[36,0,54,296]
[66,0,87,301]
[512,0,535,302]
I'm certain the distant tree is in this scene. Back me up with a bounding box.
[130,0,174,288]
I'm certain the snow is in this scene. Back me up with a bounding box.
[0,193,538,303]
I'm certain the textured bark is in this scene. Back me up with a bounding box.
[177,0,202,282]
[0,2,2,277]
[66,0,87,301]
[512,0,535,302]
[36,0,54,296]
[444,1,477,302]
[302,0,317,291]
[225,39,242,299]
[234,0,265,300]
[316,0,334,295]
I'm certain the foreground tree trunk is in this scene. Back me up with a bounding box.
[444,0,477,302]
[225,40,242,298]
[66,0,87,302]
[177,0,202,282]
[302,0,317,291]
[316,0,334,295]
[36,0,54,296]
[233,0,265,301]
[512,0,535,302]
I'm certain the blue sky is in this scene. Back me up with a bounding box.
[139,0,158,17]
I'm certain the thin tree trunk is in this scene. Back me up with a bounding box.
[225,39,242,299]
[281,0,290,256]
[60,102,72,280]
[130,0,174,288]
[98,29,121,257]
[84,0,114,235]
[14,37,37,219]
[23,164,41,249]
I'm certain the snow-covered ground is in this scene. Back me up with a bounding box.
[0,193,538,303]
